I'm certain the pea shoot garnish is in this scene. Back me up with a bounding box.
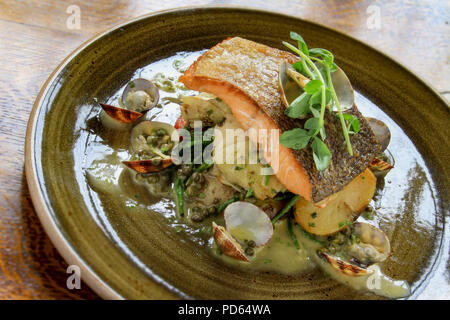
[280,31,360,171]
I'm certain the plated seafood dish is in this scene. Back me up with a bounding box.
[85,32,430,299]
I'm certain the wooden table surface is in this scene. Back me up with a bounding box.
[0,0,448,300]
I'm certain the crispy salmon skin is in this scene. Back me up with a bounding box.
[180,37,380,202]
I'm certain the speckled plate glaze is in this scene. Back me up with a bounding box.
[25,6,449,299]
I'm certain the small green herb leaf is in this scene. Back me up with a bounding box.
[311,137,331,171]
[292,60,307,76]
[343,113,360,134]
[290,31,309,55]
[285,92,311,118]
[280,128,311,150]
[304,117,326,140]
[309,48,334,69]
[304,80,322,94]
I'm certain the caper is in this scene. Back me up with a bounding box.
[192,172,200,183]
[147,135,158,145]
[328,244,337,254]
[207,206,216,216]
[191,214,203,222]
[161,135,170,143]
[247,240,256,248]
[147,175,160,183]
[181,165,193,175]
[192,172,205,184]
[245,247,254,256]
[186,186,196,197]
[150,158,162,166]
[200,207,209,217]
[192,206,202,213]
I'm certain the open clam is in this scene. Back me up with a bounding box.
[279,62,391,151]
[124,120,179,174]
[317,222,390,277]
[224,201,274,247]
[369,150,395,179]
[122,159,173,174]
[278,61,308,108]
[366,117,391,152]
[100,78,160,124]
[212,222,250,262]
[278,61,354,111]
[212,201,274,262]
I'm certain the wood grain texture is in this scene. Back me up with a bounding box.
[0,0,448,300]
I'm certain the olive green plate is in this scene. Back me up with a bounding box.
[25,6,449,299]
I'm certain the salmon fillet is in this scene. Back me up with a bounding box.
[180,37,380,202]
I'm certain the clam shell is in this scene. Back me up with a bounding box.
[366,117,391,152]
[99,103,143,123]
[318,222,391,277]
[212,222,250,262]
[317,251,373,277]
[352,222,390,262]
[224,201,273,247]
[278,61,354,111]
[122,159,172,174]
[122,78,160,111]
[369,157,393,172]
[130,121,178,154]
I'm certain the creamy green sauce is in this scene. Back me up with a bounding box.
[87,51,412,299]
[217,219,314,275]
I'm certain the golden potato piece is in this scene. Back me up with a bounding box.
[294,169,376,236]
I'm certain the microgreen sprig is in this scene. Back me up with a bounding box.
[280,32,359,171]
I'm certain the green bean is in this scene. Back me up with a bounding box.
[287,216,300,250]
[271,195,300,224]
[185,163,213,186]
[195,162,213,173]
[245,188,254,199]
[216,195,240,213]
[264,174,269,186]
[175,178,185,217]
[298,226,327,246]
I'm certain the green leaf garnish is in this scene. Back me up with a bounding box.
[281,31,359,171]
[290,31,309,55]
[285,92,311,118]
[342,113,360,134]
[304,116,326,140]
[304,80,322,94]
[311,137,331,171]
[280,128,311,150]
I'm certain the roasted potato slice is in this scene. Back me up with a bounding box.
[294,169,376,236]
